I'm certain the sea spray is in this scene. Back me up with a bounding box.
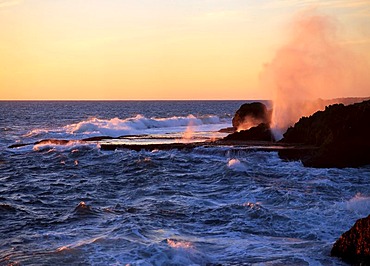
[260,9,370,140]
[182,120,195,141]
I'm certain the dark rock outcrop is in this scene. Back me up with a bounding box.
[218,127,235,133]
[279,100,370,168]
[100,142,198,151]
[232,102,271,131]
[331,215,370,265]
[223,123,274,142]
[8,139,71,149]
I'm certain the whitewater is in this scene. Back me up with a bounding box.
[0,101,369,265]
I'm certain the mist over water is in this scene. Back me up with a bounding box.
[260,10,370,140]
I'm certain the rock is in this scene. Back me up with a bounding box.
[8,143,33,149]
[82,136,114,141]
[331,215,370,265]
[278,146,318,162]
[223,123,274,142]
[232,102,271,131]
[8,139,71,149]
[279,100,370,168]
[36,139,71,146]
[100,142,199,151]
[218,127,235,133]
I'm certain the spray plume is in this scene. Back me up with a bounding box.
[182,120,194,142]
[260,9,370,140]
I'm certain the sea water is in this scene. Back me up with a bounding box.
[0,101,369,265]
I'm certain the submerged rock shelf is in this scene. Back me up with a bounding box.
[99,139,316,153]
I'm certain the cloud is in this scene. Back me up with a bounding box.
[318,0,370,9]
[262,0,317,9]
[0,0,22,8]
[347,8,370,18]
[194,9,251,23]
[261,0,370,20]
[262,0,370,9]
[342,38,370,45]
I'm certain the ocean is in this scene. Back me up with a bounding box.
[0,101,369,265]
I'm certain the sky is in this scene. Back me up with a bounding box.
[0,0,369,100]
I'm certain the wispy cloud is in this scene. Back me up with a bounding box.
[317,0,370,9]
[342,38,370,45]
[261,0,370,19]
[197,10,250,22]
[346,7,370,18]
[186,8,254,29]
[262,0,318,9]
[0,0,22,8]
[263,0,370,9]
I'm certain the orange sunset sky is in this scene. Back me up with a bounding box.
[1,0,370,100]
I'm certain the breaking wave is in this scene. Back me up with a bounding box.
[66,114,221,136]
[25,114,226,139]
[346,193,370,216]
[227,158,248,172]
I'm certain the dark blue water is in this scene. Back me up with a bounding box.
[0,101,369,265]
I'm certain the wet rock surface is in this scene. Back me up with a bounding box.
[331,215,370,265]
[279,100,370,168]
[232,102,271,131]
[223,123,274,142]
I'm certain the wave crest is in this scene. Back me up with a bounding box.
[65,114,221,137]
[346,193,370,216]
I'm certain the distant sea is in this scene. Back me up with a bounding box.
[0,101,369,265]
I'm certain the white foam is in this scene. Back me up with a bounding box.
[346,193,370,216]
[227,158,248,172]
[71,115,214,133]
[32,140,98,153]
[60,115,226,138]
[23,128,49,137]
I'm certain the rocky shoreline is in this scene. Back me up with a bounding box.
[99,139,317,152]
[280,100,370,168]
[8,99,370,169]
[222,99,370,168]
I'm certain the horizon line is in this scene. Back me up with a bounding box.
[1,96,368,102]
[0,99,271,102]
